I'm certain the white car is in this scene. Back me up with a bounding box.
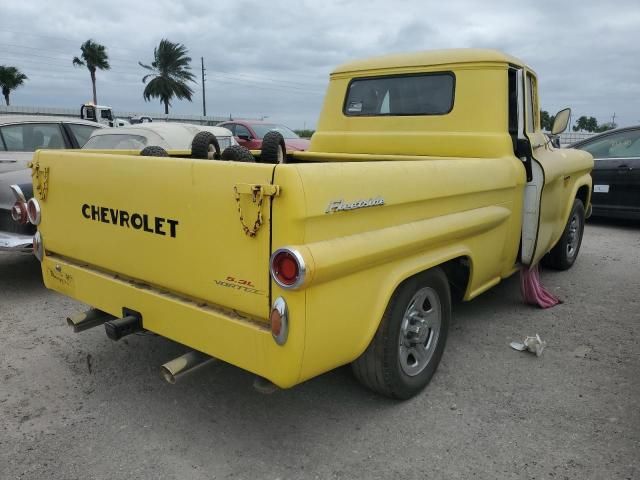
[83,122,237,152]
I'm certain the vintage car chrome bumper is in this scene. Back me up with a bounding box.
[0,231,33,253]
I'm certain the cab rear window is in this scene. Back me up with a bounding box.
[344,72,455,116]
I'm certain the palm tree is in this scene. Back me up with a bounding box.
[73,39,110,105]
[0,66,28,106]
[139,39,196,114]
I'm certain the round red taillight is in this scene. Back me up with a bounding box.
[11,201,28,224]
[27,198,41,225]
[271,250,302,287]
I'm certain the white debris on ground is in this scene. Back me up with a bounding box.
[510,334,547,357]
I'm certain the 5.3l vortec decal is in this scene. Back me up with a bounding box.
[81,204,179,238]
[215,276,264,295]
[325,197,385,214]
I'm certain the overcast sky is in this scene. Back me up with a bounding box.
[1,0,639,129]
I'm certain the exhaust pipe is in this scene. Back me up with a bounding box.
[67,308,115,333]
[253,376,279,394]
[161,351,216,384]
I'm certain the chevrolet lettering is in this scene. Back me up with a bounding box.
[34,49,592,399]
[81,204,179,238]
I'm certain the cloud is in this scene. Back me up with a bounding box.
[1,0,639,128]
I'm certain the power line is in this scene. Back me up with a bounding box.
[0,28,136,54]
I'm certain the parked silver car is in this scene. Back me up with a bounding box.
[0,116,103,252]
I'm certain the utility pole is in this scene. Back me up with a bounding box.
[611,112,616,126]
[201,57,207,117]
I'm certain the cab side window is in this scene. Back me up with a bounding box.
[525,73,538,133]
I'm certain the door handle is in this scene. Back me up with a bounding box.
[618,165,633,172]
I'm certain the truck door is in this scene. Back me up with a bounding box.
[516,68,548,266]
[517,68,571,266]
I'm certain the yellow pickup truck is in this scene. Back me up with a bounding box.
[29,49,592,399]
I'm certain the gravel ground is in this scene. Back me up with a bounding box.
[1,219,638,480]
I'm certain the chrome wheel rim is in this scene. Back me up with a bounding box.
[566,213,581,259]
[398,287,442,377]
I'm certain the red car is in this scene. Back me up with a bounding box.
[217,120,310,151]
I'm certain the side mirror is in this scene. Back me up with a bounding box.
[238,134,251,141]
[552,108,571,135]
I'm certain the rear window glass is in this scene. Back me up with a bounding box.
[344,73,455,116]
[83,134,148,150]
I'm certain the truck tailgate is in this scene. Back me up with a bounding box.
[35,151,276,320]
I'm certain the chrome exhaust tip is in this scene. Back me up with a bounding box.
[161,351,216,384]
[67,308,116,333]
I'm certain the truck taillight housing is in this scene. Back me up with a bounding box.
[270,248,306,289]
[27,198,41,225]
[33,231,44,261]
[11,201,28,224]
[9,184,29,224]
[270,297,288,345]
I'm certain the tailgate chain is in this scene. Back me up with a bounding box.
[30,161,50,200]
[233,184,280,238]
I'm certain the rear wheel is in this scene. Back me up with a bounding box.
[260,131,286,164]
[191,131,220,159]
[543,199,585,270]
[351,268,450,399]
[140,146,168,157]
[221,145,255,162]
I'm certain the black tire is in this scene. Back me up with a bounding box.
[140,146,168,157]
[221,145,255,162]
[542,199,585,270]
[191,131,220,160]
[351,268,451,399]
[260,131,286,164]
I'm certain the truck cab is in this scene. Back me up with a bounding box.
[80,103,129,128]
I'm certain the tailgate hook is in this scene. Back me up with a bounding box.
[233,183,280,237]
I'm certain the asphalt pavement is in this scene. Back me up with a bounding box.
[1,219,638,479]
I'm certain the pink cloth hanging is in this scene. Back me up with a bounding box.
[520,264,562,308]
